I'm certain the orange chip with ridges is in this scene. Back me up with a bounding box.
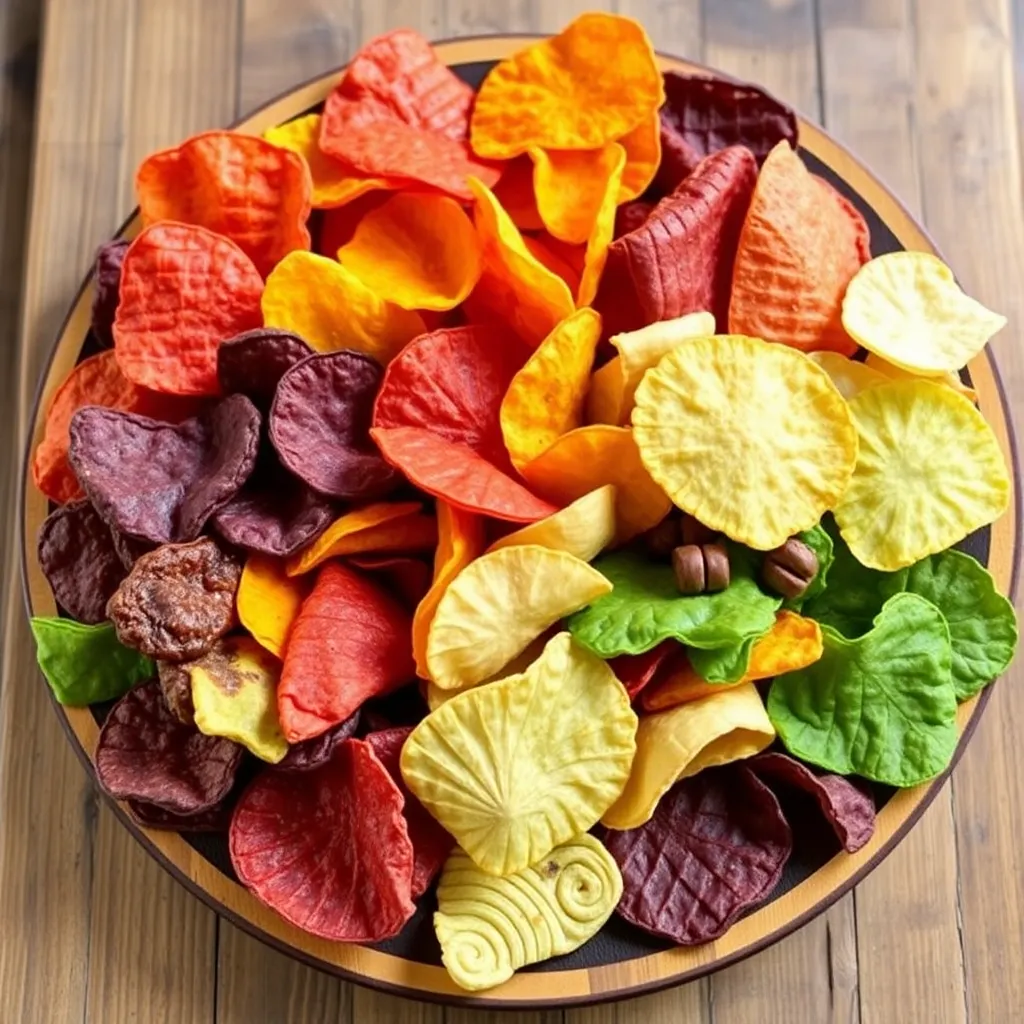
[136,130,312,278]
[618,112,661,202]
[578,144,627,307]
[237,554,311,659]
[531,143,625,245]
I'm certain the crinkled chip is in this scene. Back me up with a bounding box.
[842,251,1006,375]
[216,328,313,411]
[435,834,621,991]
[807,350,889,400]
[577,144,626,307]
[114,222,264,396]
[426,546,612,691]
[608,640,677,701]
[91,240,129,347]
[230,738,415,940]
[402,632,637,875]
[277,711,361,772]
[602,683,774,829]
[834,380,1009,569]
[237,554,310,659]
[632,335,858,549]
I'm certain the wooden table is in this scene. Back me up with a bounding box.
[2,1,1023,1021]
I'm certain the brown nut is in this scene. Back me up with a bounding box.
[761,537,819,599]
[680,513,717,547]
[672,542,731,595]
[702,541,730,592]
[644,516,681,557]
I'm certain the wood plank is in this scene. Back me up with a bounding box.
[351,988,443,1024]
[569,985,711,1024]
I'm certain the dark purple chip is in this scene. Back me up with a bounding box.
[91,240,130,348]
[270,351,398,501]
[216,327,313,411]
[109,527,155,570]
[614,199,655,240]
[68,393,261,544]
[127,798,231,832]
[37,499,126,623]
[276,710,361,772]
[95,679,243,814]
[653,123,703,195]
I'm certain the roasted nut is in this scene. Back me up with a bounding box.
[644,516,681,557]
[761,537,819,599]
[680,513,717,547]
[672,541,730,595]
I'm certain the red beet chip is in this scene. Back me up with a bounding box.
[37,499,127,624]
[216,328,313,411]
[594,145,757,337]
[270,351,397,502]
[276,710,361,772]
[91,239,130,348]
[608,640,677,700]
[365,726,455,898]
[604,764,792,945]
[748,752,876,853]
[127,798,231,833]
[614,200,655,240]
[96,680,243,814]
[230,738,416,941]
[68,393,261,544]
[653,123,703,195]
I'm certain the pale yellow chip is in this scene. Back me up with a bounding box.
[602,683,774,830]
[834,379,1010,570]
[842,251,1006,375]
[486,485,616,563]
[807,351,889,400]
[190,636,288,764]
[864,351,978,403]
[435,834,621,991]
[586,312,716,425]
[632,335,859,550]
[426,545,612,691]
[403,632,637,875]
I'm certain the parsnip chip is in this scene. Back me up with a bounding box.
[834,380,1010,570]
[632,335,858,550]
[426,545,612,690]
[807,351,889,400]
[237,554,309,658]
[402,632,637,875]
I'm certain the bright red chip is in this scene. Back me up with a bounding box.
[608,640,677,700]
[230,738,416,941]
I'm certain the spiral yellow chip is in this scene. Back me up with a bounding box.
[402,632,637,875]
[425,545,612,691]
[834,379,1010,570]
[807,351,889,400]
[434,834,621,991]
[842,252,1006,375]
[632,335,858,550]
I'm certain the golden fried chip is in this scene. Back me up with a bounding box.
[632,335,858,550]
[834,379,1010,570]
[531,143,624,245]
[807,350,889,400]
[618,112,661,201]
[237,554,309,658]
[577,143,626,307]
[402,631,637,875]
[864,351,978,403]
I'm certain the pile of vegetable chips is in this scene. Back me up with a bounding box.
[30,13,1017,993]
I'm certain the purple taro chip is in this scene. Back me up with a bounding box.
[128,798,231,833]
[217,328,313,411]
[277,710,361,772]
[37,499,126,624]
[749,752,876,853]
[603,764,792,945]
[68,393,261,544]
[95,679,243,814]
[270,351,398,501]
[91,240,130,348]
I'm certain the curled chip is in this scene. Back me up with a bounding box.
[594,146,757,336]
[270,351,398,502]
[402,632,637,875]
[577,144,626,307]
[608,640,677,701]
[278,562,414,743]
[426,545,612,692]
[807,350,889,400]
[216,328,313,411]
[524,232,585,294]
[492,155,544,230]
[604,765,791,944]
[618,112,661,201]
[114,222,264,396]
[729,142,870,355]
[262,252,425,362]
[96,679,243,813]
[135,130,312,277]
[486,485,616,563]
[602,683,775,829]
[531,144,625,245]
[285,502,434,576]
[190,636,288,763]
[277,711,361,772]
[842,251,1006,375]
[435,835,621,991]
[521,425,672,544]
[834,380,1009,570]
[38,500,127,624]
[632,336,858,550]
[749,752,876,853]
[128,799,230,833]
[230,738,416,941]
[91,240,129,347]
[348,556,432,609]
[586,311,716,426]
[338,193,483,310]
[158,660,195,724]
[499,308,601,470]
[470,13,663,158]
[69,394,261,544]
[107,538,241,662]
[864,351,978,403]
[237,554,309,659]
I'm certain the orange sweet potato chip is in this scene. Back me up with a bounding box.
[578,143,627,306]
[492,155,544,231]
[316,192,392,257]
[618,112,661,201]
[523,234,584,295]
[237,553,311,659]
[136,130,312,278]
[531,143,625,245]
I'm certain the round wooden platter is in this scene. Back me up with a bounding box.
[19,35,1022,1010]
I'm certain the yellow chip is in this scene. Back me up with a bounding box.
[486,485,616,563]
[807,350,889,400]
[435,834,621,991]
[617,112,661,202]
[842,251,1007,375]
[190,636,288,763]
[602,683,775,830]
[237,554,308,659]
[402,631,637,875]
[586,312,716,425]
[426,545,612,691]
[530,144,624,246]
[499,307,601,470]
[864,351,979,403]
[577,143,626,307]
[834,379,1010,570]
[632,335,858,550]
